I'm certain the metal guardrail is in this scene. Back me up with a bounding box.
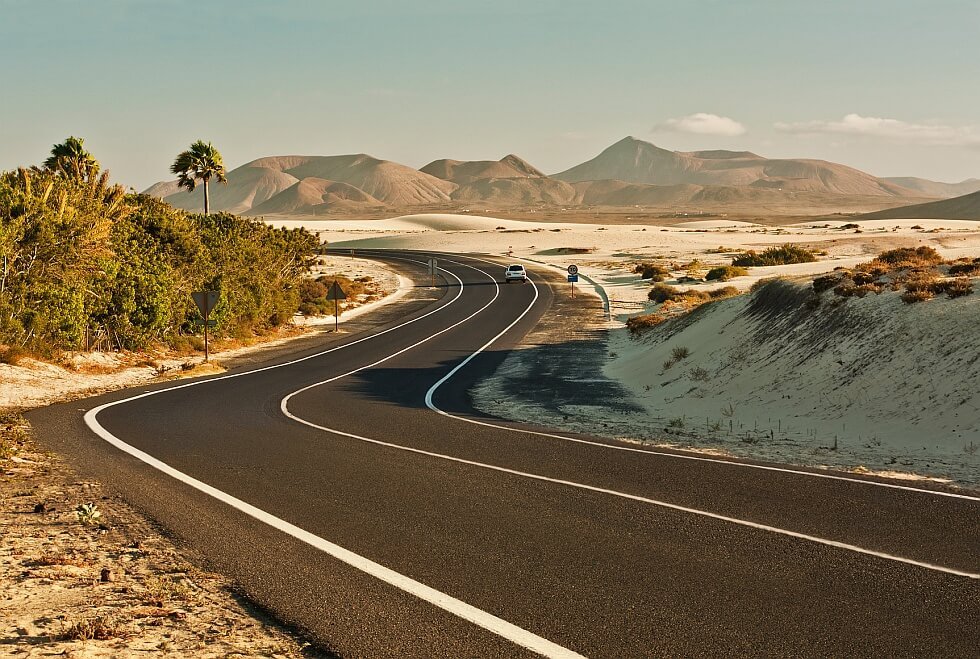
[515,255,611,319]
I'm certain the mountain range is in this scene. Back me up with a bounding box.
[145,136,980,218]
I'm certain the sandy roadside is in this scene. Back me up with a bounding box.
[1,414,334,657]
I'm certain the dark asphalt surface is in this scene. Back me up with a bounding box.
[27,250,980,658]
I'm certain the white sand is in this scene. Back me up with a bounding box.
[601,283,980,485]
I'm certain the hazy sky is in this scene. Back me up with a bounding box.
[2,0,978,189]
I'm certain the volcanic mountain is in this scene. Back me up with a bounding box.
[552,136,917,197]
[422,154,545,185]
[247,178,385,216]
[144,139,970,217]
[881,177,980,199]
[153,154,454,213]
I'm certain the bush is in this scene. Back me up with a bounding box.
[944,278,974,298]
[732,244,817,267]
[948,259,980,277]
[706,266,748,281]
[0,345,30,365]
[633,263,670,280]
[899,276,972,303]
[626,312,667,336]
[648,283,679,303]
[708,286,739,300]
[812,274,841,294]
[671,346,690,360]
[871,246,943,269]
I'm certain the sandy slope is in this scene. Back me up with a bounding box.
[860,189,980,221]
[601,280,980,485]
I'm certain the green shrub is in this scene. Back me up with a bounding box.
[706,266,748,281]
[732,244,817,267]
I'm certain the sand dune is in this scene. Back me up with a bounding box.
[422,154,545,184]
[247,178,384,216]
[554,136,919,197]
[859,189,980,221]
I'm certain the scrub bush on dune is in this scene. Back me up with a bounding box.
[705,266,748,281]
[731,244,817,267]
[626,312,668,336]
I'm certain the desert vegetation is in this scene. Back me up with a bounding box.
[731,244,817,267]
[705,265,749,281]
[810,246,975,304]
[0,139,319,358]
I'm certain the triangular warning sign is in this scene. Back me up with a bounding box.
[325,281,347,301]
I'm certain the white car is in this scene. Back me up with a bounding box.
[504,264,528,283]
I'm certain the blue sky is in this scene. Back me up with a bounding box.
[2,0,978,189]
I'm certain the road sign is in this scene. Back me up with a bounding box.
[191,291,219,362]
[325,281,347,331]
[192,291,219,316]
[567,264,578,276]
[428,258,438,286]
[567,274,579,283]
[325,281,347,300]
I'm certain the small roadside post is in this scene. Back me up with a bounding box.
[427,258,438,288]
[567,264,579,298]
[325,280,348,332]
[191,291,219,362]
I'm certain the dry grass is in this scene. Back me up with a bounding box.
[0,344,32,365]
[626,312,669,336]
[706,265,748,281]
[60,615,126,641]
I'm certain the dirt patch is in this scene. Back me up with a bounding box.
[0,413,332,657]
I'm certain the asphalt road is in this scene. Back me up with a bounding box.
[28,250,980,658]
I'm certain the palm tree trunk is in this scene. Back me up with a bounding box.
[204,180,210,215]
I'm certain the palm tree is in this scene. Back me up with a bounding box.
[44,136,100,180]
[170,140,227,214]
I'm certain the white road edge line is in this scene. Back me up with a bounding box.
[283,260,978,580]
[86,255,585,658]
[421,252,980,503]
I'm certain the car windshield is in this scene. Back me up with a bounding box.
[507,266,523,271]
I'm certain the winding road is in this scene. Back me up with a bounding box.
[28,250,980,657]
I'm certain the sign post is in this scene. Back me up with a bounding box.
[567,265,579,298]
[325,280,348,332]
[191,291,219,362]
[427,258,438,288]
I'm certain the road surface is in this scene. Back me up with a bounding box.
[28,250,980,657]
